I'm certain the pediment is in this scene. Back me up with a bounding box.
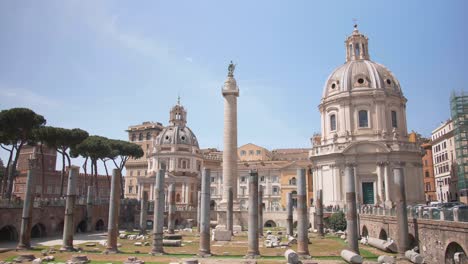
[342,141,390,155]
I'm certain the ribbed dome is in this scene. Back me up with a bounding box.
[322,60,402,98]
[155,125,199,148]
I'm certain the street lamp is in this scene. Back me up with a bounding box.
[437,179,444,202]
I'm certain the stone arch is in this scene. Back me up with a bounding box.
[264,220,277,228]
[0,225,18,241]
[378,229,388,241]
[445,241,466,264]
[95,219,105,231]
[55,219,64,234]
[361,225,369,237]
[31,223,47,238]
[147,220,154,230]
[76,220,87,233]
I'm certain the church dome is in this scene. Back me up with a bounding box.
[155,125,199,148]
[154,100,199,149]
[322,25,403,99]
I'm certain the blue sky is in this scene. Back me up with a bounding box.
[0,1,467,169]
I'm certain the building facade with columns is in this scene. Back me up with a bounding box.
[309,26,425,208]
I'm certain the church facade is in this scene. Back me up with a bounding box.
[309,26,425,208]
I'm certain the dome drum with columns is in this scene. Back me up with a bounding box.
[310,25,424,208]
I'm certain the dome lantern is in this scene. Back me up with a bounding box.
[169,97,187,127]
[345,24,370,62]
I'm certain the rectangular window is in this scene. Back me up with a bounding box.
[358,110,369,128]
[391,111,397,128]
[256,150,261,155]
[272,186,279,195]
[330,114,336,131]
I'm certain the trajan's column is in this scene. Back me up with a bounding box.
[221,61,239,228]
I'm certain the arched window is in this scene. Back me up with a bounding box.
[391,111,398,128]
[358,110,369,128]
[138,133,143,141]
[355,43,360,57]
[146,132,151,140]
[330,114,337,131]
[289,177,297,185]
[131,134,136,141]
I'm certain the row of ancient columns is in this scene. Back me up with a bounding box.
[343,162,410,259]
[16,162,95,252]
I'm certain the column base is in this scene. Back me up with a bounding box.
[16,245,32,251]
[103,248,120,254]
[244,253,261,259]
[149,251,166,256]
[59,246,76,252]
[297,253,312,259]
[198,251,212,257]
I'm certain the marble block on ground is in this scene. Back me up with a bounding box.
[213,230,232,241]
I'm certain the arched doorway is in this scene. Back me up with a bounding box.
[293,221,298,228]
[76,220,87,233]
[210,200,216,210]
[379,229,388,241]
[31,223,46,238]
[264,220,277,228]
[56,220,64,234]
[362,225,369,237]
[95,219,105,231]
[445,242,466,264]
[0,225,18,241]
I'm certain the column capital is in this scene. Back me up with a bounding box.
[393,161,406,168]
[345,162,357,168]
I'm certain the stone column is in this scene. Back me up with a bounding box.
[376,163,383,204]
[246,170,260,258]
[167,184,176,234]
[258,186,264,237]
[296,168,310,257]
[199,168,211,256]
[286,192,294,236]
[345,164,359,254]
[384,163,392,207]
[151,166,166,255]
[61,166,79,251]
[140,191,148,234]
[105,169,121,253]
[86,186,94,232]
[226,187,233,234]
[316,189,324,237]
[394,165,409,257]
[197,191,201,231]
[221,64,239,225]
[17,158,37,250]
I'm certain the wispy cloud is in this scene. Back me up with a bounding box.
[185,57,193,63]
[0,84,62,109]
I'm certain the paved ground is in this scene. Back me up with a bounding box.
[0,232,106,250]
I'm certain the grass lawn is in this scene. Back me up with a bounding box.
[0,228,392,263]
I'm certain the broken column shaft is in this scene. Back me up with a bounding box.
[258,186,264,237]
[246,170,260,258]
[394,165,409,257]
[287,192,294,237]
[61,166,79,251]
[105,169,121,253]
[17,162,36,250]
[151,166,166,255]
[345,164,359,254]
[86,186,94,232]
[140,191,148,234]
[199,168,211,256]
[316,189,324,237]
[167,184,176,234]
[296,168,310,257]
